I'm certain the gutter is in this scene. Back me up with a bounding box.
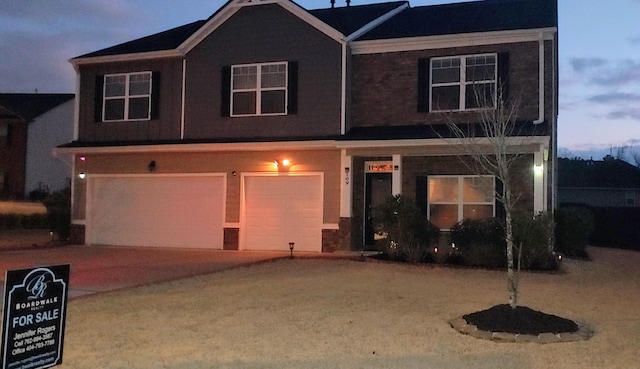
[533,32,545,124]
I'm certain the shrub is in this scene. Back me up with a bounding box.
[0,213,47,230]
[374,195,440,263]
[555,207,594,257]
[513,212,558,271]
[450,218,506,268]
[43,187,71,241]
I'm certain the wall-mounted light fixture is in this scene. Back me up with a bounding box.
[79,156,86,162]
[274,159,291,169]
[78,173,86,180]
[232,171,237,176]
[148,160,157,173]
[344,167,350,185]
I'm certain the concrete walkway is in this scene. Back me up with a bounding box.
[0,245,290,299]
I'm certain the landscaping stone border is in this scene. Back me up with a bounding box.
[448,316,594,344]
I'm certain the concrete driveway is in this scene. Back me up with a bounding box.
[0,245,289,299]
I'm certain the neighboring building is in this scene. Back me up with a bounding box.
[0,93,75,198]
[58,0,558,251]
[558,157,640,207]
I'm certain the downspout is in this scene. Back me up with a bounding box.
[341,41,347,135]
[533,33,545,124]
[180,58,187,140]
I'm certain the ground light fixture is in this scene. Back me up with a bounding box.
[289,242,295,258]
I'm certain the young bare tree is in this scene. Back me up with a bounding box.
[437,82,540,309]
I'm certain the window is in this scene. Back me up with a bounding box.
[103,72,152,121]
[0,124,8,146]
[626,191,636,207]
[430,54,497,112]
[230,62,289,116]
[427,175,495,229]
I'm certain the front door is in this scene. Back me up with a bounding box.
[364,172,392,247]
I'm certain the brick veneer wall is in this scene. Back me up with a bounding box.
[69,224,85,245]
[224,228,239,250]
[322,217,352,252]
[402,155,535,214]
[351,41,554,131]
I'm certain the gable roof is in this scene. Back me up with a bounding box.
[558,158,640,189]
[357,0,558,41]
[73,1,408,62]
[0,93,74,122]
[76,20,207,59]
[72,0,554,63]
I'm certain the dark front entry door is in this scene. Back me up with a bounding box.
[364,173,392,247]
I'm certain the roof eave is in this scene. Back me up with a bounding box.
[351,27,558,54]
[70,49,184,67]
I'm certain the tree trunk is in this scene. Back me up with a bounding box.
[503,181,518,309]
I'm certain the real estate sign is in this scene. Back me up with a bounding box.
[1,265,69,369]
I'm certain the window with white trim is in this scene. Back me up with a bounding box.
[427,175,495,229]
[231,62,287,116]
[103,72,152,121]
[430,53,497,112]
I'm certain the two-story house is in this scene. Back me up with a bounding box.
[57,0,558,252]
[0,93,75,199]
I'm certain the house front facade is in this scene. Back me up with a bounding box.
[58,0,558,251]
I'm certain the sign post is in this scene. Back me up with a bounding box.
[1,265,69,369]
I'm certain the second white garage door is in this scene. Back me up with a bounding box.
[243,174,323,252]
[87,175,225,248]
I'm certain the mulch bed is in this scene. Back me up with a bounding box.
[464,304,579,335]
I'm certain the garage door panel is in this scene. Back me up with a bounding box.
[88,176,224,248]
[244,175,322,252]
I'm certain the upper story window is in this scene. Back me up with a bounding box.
[231,62,287,116]
[221,61,297,117]
[429,53,498,112]
[427,175,495,230]
[0,124,9,147]
[103,72,152,122]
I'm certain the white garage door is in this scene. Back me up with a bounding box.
[243,174,323,252]
[87,175,225,248]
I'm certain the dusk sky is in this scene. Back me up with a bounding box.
[1,0,639,159]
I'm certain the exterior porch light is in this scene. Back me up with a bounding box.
[282,159,290,167]
[78,173,86,179]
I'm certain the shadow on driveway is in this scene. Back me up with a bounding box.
[0,245,289,299]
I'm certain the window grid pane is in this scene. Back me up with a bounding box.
[232,66,257,89]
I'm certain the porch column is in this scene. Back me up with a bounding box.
[340,149,352,217]
[392,154,402,196]
[533,147,547,213]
